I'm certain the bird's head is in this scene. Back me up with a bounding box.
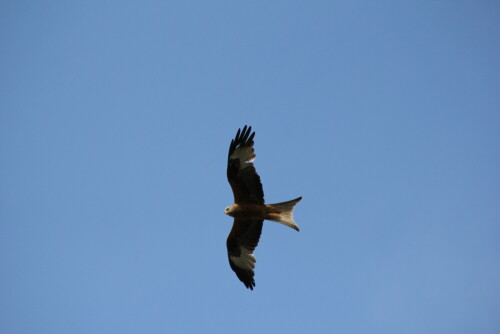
[224,205,234,216]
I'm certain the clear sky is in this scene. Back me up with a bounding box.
[1,1,499,333]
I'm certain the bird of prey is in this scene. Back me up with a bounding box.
[225,125,301,290]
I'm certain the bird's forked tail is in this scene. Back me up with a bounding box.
[266,197,302,231]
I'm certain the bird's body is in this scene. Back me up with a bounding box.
[224,125,302,290]
[225,203,268,219]
[225,201,301,230]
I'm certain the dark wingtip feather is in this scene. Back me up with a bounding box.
[228,125,256,159]
[243,278,255,290]
[248,131,255,143]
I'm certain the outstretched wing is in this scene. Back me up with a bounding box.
[226,218,264,290]
[227,125,264,204]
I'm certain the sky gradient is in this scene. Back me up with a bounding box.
[1,1,499,333]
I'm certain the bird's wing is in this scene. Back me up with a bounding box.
[227,125,264,204]
[226,218,264,290]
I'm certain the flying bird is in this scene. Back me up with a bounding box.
[225,125,302,290]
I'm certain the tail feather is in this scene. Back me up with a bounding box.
[267,197,302,231]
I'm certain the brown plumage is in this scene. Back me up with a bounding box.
[225,125,302,290]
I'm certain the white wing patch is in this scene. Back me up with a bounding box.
[230,146,256,167]
[229,247,256,270]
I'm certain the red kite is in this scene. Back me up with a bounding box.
[225,125,301,290]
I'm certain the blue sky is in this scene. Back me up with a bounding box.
[1,1,499,333]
